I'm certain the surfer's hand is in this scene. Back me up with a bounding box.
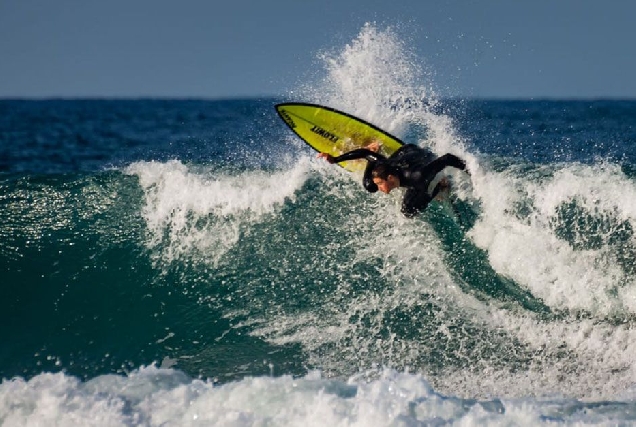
[317,153,335,164]
[458,159,471,176]
[365,141,381,152]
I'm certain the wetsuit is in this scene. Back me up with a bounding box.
[331,144,466,217]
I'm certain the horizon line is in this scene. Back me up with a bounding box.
[2,95,636,102]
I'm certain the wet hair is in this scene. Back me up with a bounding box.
[363,178,378,193]
[362,180,378,193]
[371,163,399,181]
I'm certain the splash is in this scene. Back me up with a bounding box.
[299,25,465,158]
[264,24,636,399]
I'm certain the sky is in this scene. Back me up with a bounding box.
[1,0,635,99]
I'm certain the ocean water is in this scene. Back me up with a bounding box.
[2,25,636,426]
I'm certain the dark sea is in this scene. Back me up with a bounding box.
[2,26,636,426]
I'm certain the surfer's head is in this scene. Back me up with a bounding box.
[371,163,400,194]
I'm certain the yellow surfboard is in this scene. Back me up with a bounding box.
[275,103,404,172]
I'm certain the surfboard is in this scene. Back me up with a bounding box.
[275,103,404,172]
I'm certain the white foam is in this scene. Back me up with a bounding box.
[2,367,635,426]
[470,161,636,314]
[248,196,496,379]
[125,160,309,267]
[432,304,636,400]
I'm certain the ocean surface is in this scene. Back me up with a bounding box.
[2,26,636,426]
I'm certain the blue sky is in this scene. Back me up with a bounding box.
[1,0,635,99]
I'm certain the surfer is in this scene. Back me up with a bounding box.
[318,143,468,218]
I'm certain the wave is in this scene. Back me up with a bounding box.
[2,23,636,406]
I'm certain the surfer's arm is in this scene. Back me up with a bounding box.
[316,149,386,164]
[331,149,386,163]
[318,149,386,193]
[425,154,466,175]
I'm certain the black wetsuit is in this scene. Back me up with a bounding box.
[331,144,466,217]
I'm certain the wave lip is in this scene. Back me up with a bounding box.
[124,159,309,267]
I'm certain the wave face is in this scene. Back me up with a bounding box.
[2,24,636,425]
